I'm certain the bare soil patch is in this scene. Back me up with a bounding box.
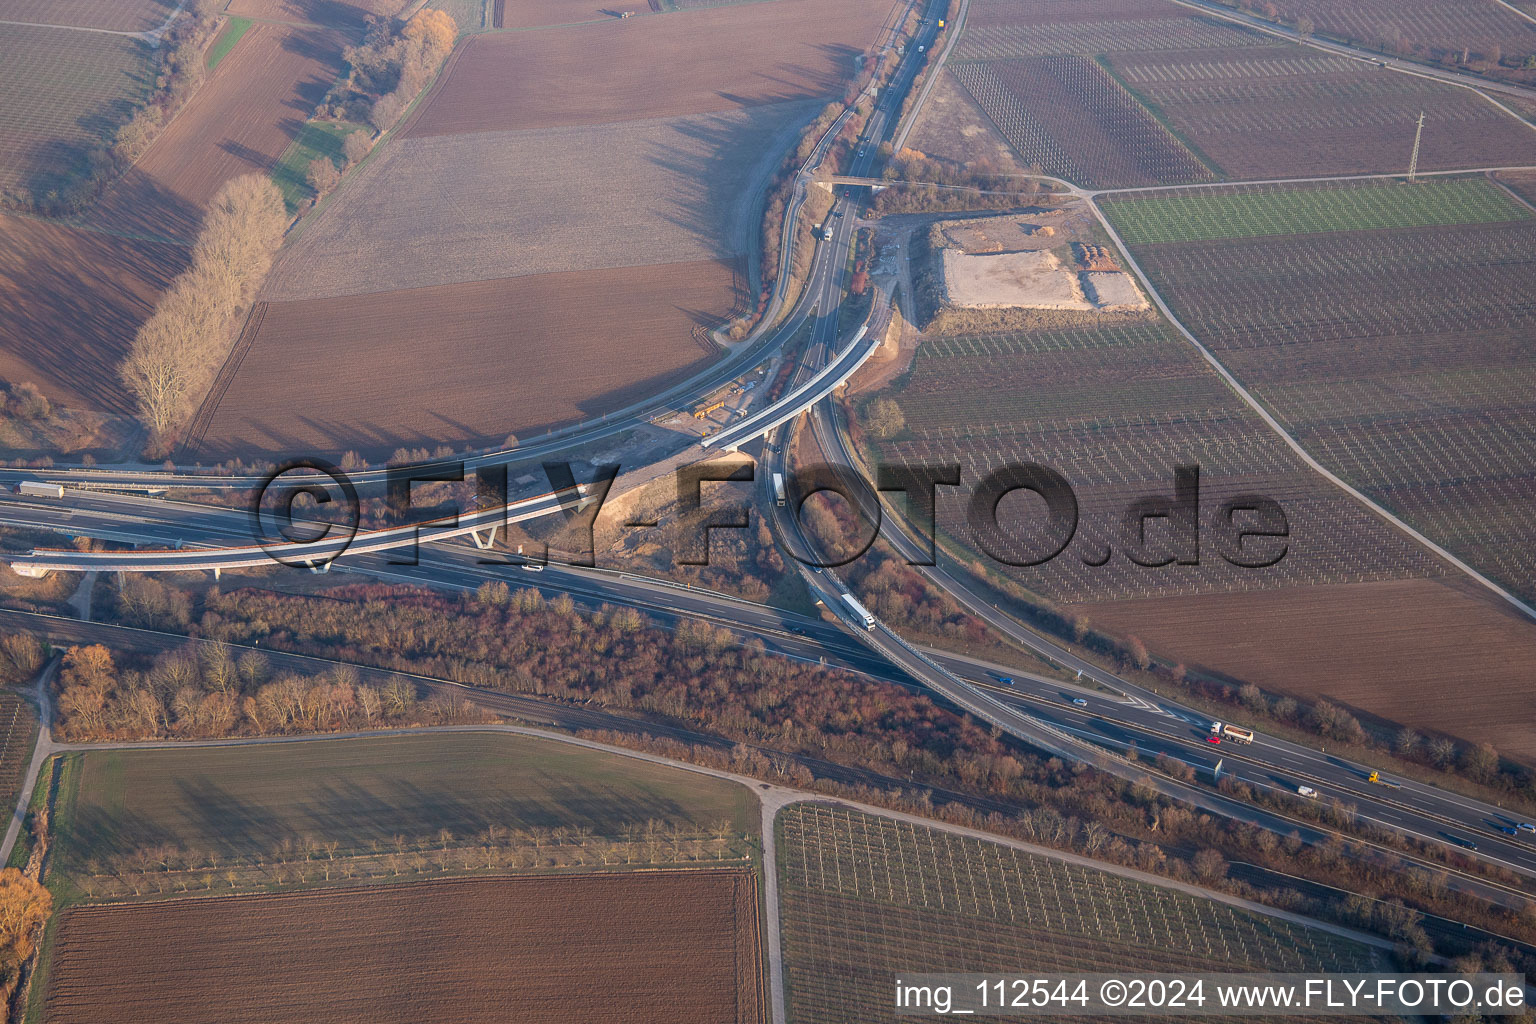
[1076,577,1536,757]
[941,249,1091,310]
[0,215,184,413]
[43,870,764,1024]
[83,23,348,240]
[404,0,892,136]
[194,259,739,457]
[905,69,1032,174]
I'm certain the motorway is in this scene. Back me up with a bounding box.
[8,0,1536,904]
[799,394,1536,881]
[8,458,1536,905]
[9,481,1536,913]
[3,0,939,576]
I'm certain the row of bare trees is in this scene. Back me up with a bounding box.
[119,174,288,445]
[82,822,747,899]
[49,641,486,742]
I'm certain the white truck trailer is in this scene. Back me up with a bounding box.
[772,472,786,507]
[16,481,64,498]
[840,592,876,630]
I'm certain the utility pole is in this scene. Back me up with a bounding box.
[1407,110,1425,183]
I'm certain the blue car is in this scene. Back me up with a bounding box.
[997,676,1015,687]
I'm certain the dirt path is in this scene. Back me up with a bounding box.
[1085,191,1536,627]
[0,658,58,866]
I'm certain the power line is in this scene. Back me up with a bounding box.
[1407,110,1425,183]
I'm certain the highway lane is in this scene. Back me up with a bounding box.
[11,0,1536,891]
[805,392,1536,879]
[32,450,1536,881]
[0,1,933,497]
[11,481,1536,901]
[4,0,936,574]
[762,424,1536,907]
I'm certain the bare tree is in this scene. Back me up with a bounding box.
[121,174,287,439]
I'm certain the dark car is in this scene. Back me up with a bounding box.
[997,676,1015,687]
[1447,835,1478,850]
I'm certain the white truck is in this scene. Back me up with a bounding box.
[1209,722,1255,744]
[772,472,786,507]
[1297,786,1319,798]
[840,592,876,630]
[16,481,64,499]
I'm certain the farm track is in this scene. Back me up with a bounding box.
[177,302,266,460]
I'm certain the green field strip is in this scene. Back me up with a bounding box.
[48,732,759,880]
[1104,178,1531,245]
[269,119,365,211]
[205,16,251,70]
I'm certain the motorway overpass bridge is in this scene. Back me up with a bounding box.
[7,296,886,577]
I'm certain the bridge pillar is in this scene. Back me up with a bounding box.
[469,526,499,550]
[307,560,331,575]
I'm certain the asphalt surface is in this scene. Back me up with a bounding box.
[803,384,1536,883]
[7,0,1536,903]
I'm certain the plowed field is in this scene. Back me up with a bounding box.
[493,0,612,27]
[85,23,347,240]
[0,215,184,412]
[43,871,764,1024]
[194,259,739,456]
[223,0,407,29]
[405,0,893,136]
[1076,578,1536,757]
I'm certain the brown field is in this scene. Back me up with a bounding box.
[266,99,809,300]
[84,23,347,240]
[43,870,764,1024]
[405,0,893,136]
[223,0,408,28]
[0,215,183,412]
[193,259,738,456]
[0,0,173,32]
[494,0,615,28]
[1077,577,1536,757]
